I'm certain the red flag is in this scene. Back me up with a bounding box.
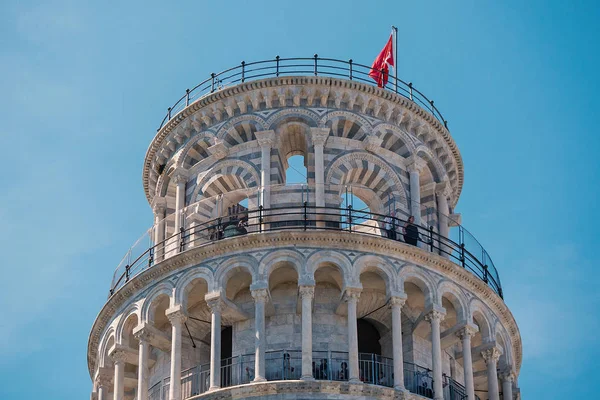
[369,34,395,88]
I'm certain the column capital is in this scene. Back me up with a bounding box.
[108,345,128,365]
[456,324,478,340]
[166,304,188,325]
[133,324,154,343]
[95,367,113,388]
[251,288,269,303]
[205,293,225,313]
[310,127,330,146]
[389,293,407,307]
[171,169,189,184]
[207,140,228,160]
[500,368,515,382]
[343,287,362,302]
[363,135,383,153]
[406,155,428,173]
[481,347,502,363]
[298,285,315,299]
[151,196,167,214]
[424,307,446,323]
[435,181,453,199]
[255,130,276,148]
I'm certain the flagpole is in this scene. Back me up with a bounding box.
[392,25,398,94]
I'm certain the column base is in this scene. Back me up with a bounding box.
[301,375,315,381]
[348,378,362,384]
[394,386,407,392]
[208,386,221,392]
[253,377,267,383]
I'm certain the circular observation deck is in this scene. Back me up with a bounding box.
[88,57,522,400]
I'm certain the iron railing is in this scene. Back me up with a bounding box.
[155,56,449,132]
[109,204,502,298]
[153,352,471,399]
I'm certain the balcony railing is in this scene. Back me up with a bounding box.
[149,352,474,400]
[155,56,449,133]
[110,204,502,299]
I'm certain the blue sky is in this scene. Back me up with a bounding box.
[0,1,598,399]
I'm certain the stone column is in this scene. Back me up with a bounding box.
[501,370,514,400]
[110,349,127,400]
[390,295,407,390]
[134,328,152,400]
[255,130,275,211]
[425,309,445,400]
[406,156,427,228]
[166,305,187,400]
[299,285,315,380]
[251,288,269,382]
[482,347,502,400]
[152,198,167,262]
[344,288,362,383]
[206,296,223,390]
[95,369,112,400]
[310,128,330,212]
[436,182,451,258]
[172,170,189,247]
[457,326,477,400]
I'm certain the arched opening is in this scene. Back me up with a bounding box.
[265,263,301,380]
[339,186,383,235]
[471,311,491,395]
[119,313,139,396]
[312,262,347,380]
[358,319,381,354]
[146,293,171,393]
[285,155,307,185]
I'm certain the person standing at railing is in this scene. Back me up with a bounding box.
[403,216,419,246]
[384,212,397,240]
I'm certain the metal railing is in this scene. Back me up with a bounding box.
[153,352,471,399]
[109,203,502,298]
[155,56,449,132]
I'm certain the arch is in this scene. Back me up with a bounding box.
[322,111,370,141]
[354,254,398,296]
[469,298,493,341]
[319,110,372,133]
[140,281,175,324]
[258,249,306,282]
[216,114,267,139]
[494,321,513,367]
[325,151,409,207]
[98,326,116,369]
[191,159,260,202]
[414,145,446,183]
[114,303,141,345]
[179,134,217,169]
[174,267,215,308]
[265,108,321,130]
[436,280,468,324]
[373,122,417,157]
[397,264,436,307]
[214,255,259,289]
[306,250,354,288]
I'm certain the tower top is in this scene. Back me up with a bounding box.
[142,56,464,207]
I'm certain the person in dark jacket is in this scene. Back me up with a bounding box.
[403,215,419,246]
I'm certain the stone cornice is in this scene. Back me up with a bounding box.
[87,231,521,378]
[142,76,464,207]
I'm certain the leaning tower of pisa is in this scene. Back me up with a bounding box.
[88,56,522,400]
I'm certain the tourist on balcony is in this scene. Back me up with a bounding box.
[338,361,348,380]
[384,212,397,240]
[403,215,419,246]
